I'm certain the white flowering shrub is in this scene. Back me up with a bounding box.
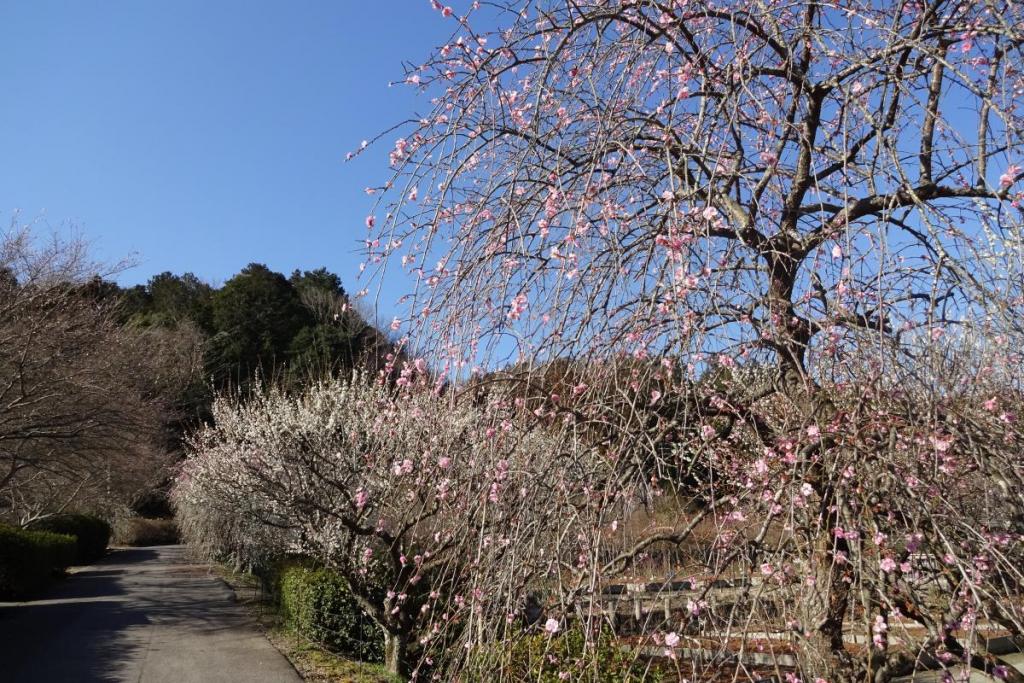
[173,372,607,677]
[175,345,1024,681]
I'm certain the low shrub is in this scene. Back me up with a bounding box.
[503,625,661,683]
[275,561,384,663]
[30,514,111,564]
[115,517,179,546]
[0,525,76,599]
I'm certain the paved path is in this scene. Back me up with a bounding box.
[0,545,302,682]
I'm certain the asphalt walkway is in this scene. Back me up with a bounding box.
[0,545,301,682]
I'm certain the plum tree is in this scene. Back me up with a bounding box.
[357,1,1024,680]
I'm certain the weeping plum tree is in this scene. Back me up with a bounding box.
[353,1,1024,680]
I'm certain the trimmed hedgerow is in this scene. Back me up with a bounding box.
[30,514,111,564]
[503,626,663,683]
[0,525,76,599]
[275,561,384,663]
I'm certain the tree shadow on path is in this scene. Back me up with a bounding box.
[0,545,298,683]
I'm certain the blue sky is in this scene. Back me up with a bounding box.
[0,1,452,318]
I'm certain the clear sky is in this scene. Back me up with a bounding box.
[0,1,452,318]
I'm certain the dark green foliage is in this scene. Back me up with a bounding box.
[0,525,76,599]
[145,272,215,331]
[113,264,383,396]
[76,276,124,303]
[286,323,360,380]
[206,264,312,387]
[275,561,384,663]
[285,268,358,380]
[29,514,111,564]
[504,626,661,682]
[117,272,214,330]
[290,267,345,299]
[117,284,153,322]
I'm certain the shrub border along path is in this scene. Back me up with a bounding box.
[0,525,76,599]
[217,564,400,683]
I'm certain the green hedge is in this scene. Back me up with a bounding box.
[275,561,384,663]
[0,525,76,599]
[29,514,111,564]
[504,626,662,682]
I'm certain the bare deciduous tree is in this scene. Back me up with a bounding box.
[0,222,197,523]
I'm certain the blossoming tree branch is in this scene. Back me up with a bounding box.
[178,1,1024,681]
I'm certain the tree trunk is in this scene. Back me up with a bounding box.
[383,629,411,679]
[795,530,859,683]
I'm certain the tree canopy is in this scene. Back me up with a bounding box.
[348,1,1024,680]
[118,263,389,393]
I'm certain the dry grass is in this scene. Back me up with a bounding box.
[113,517,179,546]
[263,629,399,683]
